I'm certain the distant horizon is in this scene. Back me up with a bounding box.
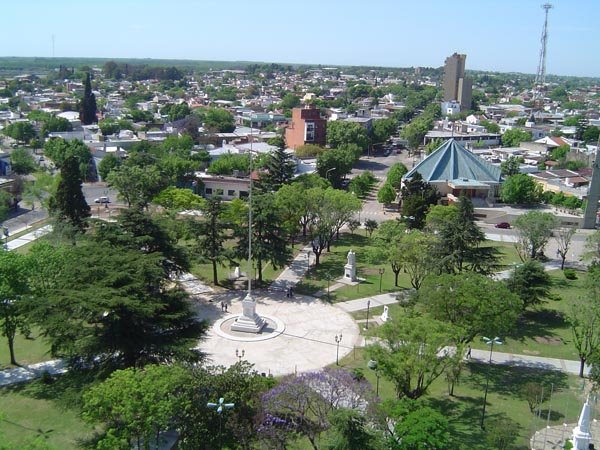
[1,0,599,78]
[1,55,597,80]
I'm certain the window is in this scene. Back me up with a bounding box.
[228,189,236,197]
[239,191,249,198]
[305,122,315,141]
[205,188,213,195]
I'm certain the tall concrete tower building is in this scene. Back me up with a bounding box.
[442,53,472,111]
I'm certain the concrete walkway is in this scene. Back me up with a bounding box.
[0,360,67,387]
[335,293,398,313]
[6,224,52,250]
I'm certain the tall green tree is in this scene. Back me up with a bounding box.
[2,121,36,143]
[367,314,457,399]
[97,153,122,181]
[504,260,552,310]
[48,155,90,231]
[9,148,37,175]
[434,196,500,274]
[79,72,97,125]
[326,121,369,151]
[190,198,229,285]
[513,211,558,260]
[386,163,408,190]
[0,252,30,365]
[500,156,522,176]
[43,138,92,179]
[377,182,396,206]
[501,174,542,204]
[400,172,440,229]
[501,128,531,147]
[83,365,192,450]
[419,272,521,344]
[261,145,296,191]
[396,230,436,289]
[235,193,290,283]
[107,164,168,209]
[29,242,205,371]
[316,147,355,188]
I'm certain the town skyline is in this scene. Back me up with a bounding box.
[1,0,599,78]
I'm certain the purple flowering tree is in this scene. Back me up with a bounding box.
[258,368,375,450]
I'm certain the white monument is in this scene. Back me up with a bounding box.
[231,292,266,333]
[344,250,357,282]
[381,305,389,322]
[572,397,592,450]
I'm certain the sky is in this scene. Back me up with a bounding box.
[1,0,599,77]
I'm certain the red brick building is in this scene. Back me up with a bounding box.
[285,105,327,149]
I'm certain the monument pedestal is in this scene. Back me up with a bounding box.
[572,398,592,450]
[231,293,266,333]
[343,249,357,282]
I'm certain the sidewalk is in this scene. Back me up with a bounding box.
[0,360,67,387]
[6,224,52,250]
[335,293,398,313]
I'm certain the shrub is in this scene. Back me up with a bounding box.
[563,268,577,280]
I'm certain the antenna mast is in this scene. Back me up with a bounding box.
[533,3,553,112]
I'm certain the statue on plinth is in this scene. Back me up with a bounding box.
[344,250,357,282]
[572,397,592,450]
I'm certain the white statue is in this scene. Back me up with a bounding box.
[347,250,356,266]
[344,250,357,281]
[572,397,592,450]
[233,266,240,278]
[381,306,389,322]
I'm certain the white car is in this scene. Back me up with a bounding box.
[94,197,110,204]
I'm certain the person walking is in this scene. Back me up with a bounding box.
[466,345,472,359]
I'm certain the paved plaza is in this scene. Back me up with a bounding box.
[193,290,360,376]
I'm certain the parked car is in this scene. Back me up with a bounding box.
[94,197,110,204]
[495,222,511,229]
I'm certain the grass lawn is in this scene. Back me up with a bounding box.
[334,348,584,450]
[0,328,51,368]
[0,374,97,449]
[189,241,307,288]
[471,269,587,361]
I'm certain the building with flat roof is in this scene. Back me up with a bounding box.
[442,53,472,112]
[285,105,327,149]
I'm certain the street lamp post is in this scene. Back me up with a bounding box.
[235,349,245,362]
[480,336,502,429]
[325,167,336,182]
[335,334,343,365]
[378,268,385,292]
[367,360,381,396]
[365,299,371,330]
[306,250,311,274]
[207,397,235,439]
[3,227,8,250]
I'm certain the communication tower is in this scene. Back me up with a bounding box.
[533,3,553,112]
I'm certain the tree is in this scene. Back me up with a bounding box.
[153,186,205,211]
[513,211,558,260]
[485,418,519,450]
[0,252,30,365]
[2,121,36,143]
[500,156,522,176]
[79,72,97,125]
[391,406,452,450]
[386,163,408,190]
[260,368,375,450]
[419,273,521,344]
[97,153,122,181]
[374,220,405,286]
[433,196,500,274]
[377,182,396,206]
[48,155,90,231]
[261,145,296,191]
[371,118,397,144]
[501,128,531,147]
[555,227,576,270]
[583,126,600,144]
[9,148,37,175]
[584,230,600,263]
[396,230,435,290]
[367,315,457,399]
[279,93,301,110]
[401,116,433,151]
[323,408,380,450]
[521,382,546,413]
[504,260,552,310]
[235,193,290,283]
[400,172,440,229]
[179,361,274,450]
[501,174,542,204]
[327,121,369,152]
[98,118,120,136]
[295,144,325,158]
[481,119,501,134]
[316,148,354,188]
[39,116,72,137]
[43,138,92,179]
[364,219,378,238]
[83,365,192,450]
[424,204,458,234]
[107,164,168,209]
[203,108,235,133]
[29,242,205,371]
[191,198,229,285]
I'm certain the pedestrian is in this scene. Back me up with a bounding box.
[286,286,290,298]
[289,286,294,298]
[220,301,224,312]
[466,345,472,359]
[224,303,228,312]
